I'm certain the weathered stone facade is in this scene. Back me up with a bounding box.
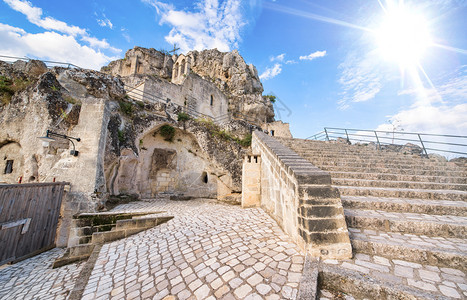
[101,47,276,125]
[0,61,126,245]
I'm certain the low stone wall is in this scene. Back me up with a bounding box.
[251,131,352,259]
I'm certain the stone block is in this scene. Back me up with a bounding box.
[302,218,346,232]
[91,230,126,244]
[299,186,340,199]
[300,205,343,218]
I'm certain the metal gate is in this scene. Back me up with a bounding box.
[0,182,68,265]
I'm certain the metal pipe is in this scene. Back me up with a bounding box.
[418,134,429,158]
[374,131,381,150]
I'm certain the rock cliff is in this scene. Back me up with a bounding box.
[102,47,173,79]
[101,47,275,125]
[188,49,274,123]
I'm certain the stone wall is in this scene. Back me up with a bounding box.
[107,124,218,199]
[241,154,261,208]
[0,62,125,246]
[251,131,352,259]
[263,121,293,138]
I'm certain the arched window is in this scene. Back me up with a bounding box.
[210,95,213,106]
[180,59,186,76]
[201,171,208,183]
[174,62,179,78]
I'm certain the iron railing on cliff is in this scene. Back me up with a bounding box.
[0,55,81,69]
[307,127,467,157]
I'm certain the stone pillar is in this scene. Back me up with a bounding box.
[242,154,261,208]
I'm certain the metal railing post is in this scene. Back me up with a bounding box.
[374,131,381,150]
[418,134,429,158]
[324,128,329,141]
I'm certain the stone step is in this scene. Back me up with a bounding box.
[341,196,467,217]
[344,209,467,238]
[337,185,467,201]
[307,161,461,172]
[324,166,467,177]
[299,155,459,169]
[348,228,467,271]
[286,145,418,155]
[329,171,467,184]
[319,257,466,299]
[333,178,467,191]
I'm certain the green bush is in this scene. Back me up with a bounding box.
[117,129,125,144]
[238,134,252,147]
[177,112,191,122]
[159,124,175,142]
[0,76,31,106]
[119,100,134,116]
[263,94,276,103]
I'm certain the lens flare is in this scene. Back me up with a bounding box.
[375,5,432,66]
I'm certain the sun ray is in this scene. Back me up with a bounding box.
[432,43,467,55]
[263,2,373,33]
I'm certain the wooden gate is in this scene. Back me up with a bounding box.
[0,182,69,265]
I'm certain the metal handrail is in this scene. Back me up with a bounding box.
[307,127,467,157]
[0,55,81,69]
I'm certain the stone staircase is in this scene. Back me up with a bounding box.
[277,138,467,299]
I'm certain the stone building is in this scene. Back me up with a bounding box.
[0,48,293,246]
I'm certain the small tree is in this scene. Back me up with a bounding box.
[159,125,176,142]
[178,112,190,130]
[263,94,276,103]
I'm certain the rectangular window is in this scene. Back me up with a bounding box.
[4,160,13,174]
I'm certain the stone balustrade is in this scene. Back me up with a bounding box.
[246,131,352,259]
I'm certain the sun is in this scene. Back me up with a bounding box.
[374,4,432,67]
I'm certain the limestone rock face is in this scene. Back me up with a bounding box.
[189,49,274,124]
[102,47,173,79]
[101,47,275,125]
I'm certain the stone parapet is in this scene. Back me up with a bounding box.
[251,131,352,259]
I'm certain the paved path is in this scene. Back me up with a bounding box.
[81,199,305,300]
[0,198,306,299]
[0,248,84,299]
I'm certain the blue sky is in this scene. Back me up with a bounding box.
[0,0,466,140]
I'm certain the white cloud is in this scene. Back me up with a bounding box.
[121,27,131,43]
[97,14,113,29]
[4,0,85,36]
[299,50,326,61]
[0,23,116,69]
[1,0,121,69]
[142,0,247,53]
[337,50,386,109]
[377,103,467,135]
[270,53,285,62]
[259,63,282,80]
[374,67,467,157]
[80,36,121,53]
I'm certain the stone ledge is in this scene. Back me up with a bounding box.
[252,131,352,259]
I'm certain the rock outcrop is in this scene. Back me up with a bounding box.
[101,47,275,125]
[188,49,274,123]
[101,47,173,79]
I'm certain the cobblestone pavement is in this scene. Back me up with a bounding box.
[0,248,85,300]
[81,199,305,300]
[321,252,467,299]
